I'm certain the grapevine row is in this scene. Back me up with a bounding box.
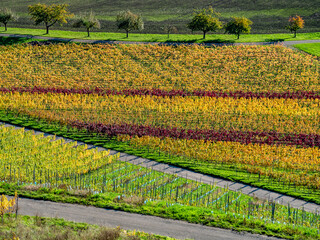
[2,86,320,99]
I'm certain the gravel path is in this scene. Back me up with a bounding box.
[14,197,282,240]
[2,122,320,213]
[0,33,320,46]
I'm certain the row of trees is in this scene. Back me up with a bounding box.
[0,4,143,37]
[0,4,144,37]
[0,4,305,39]
[187,7,253,39]
[187,7,305,39]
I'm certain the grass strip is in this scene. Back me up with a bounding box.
[0,209,175,240]
[1,27,320,43]
[294,43,320,57]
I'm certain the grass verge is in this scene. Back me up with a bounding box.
[0,211,175,240]
[293,43,320,56]
[0,27,320,43]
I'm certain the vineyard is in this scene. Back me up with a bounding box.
[0,44,319,92]
[1,42,320,238]
[1,125,320,236]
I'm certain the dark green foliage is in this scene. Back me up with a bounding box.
[187,7,222,39]
[225,17,253,39]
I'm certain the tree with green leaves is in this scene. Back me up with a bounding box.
[73,11,101,37]
[286,15,304,38]
[116,10,144,38]
[28,3,73,34]
[224,17,253,39]
[0,8,18,31]
[187,7,222,39]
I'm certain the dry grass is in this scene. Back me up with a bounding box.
[0,214,170,240]
[68,189,92,198]
[21,184,45,191]
[114,195,145,206]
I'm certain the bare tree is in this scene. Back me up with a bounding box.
[116,10,144,37]
[0,8,18,31]
[74,11,101,37]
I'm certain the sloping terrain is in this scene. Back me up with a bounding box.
[1,0,319,33]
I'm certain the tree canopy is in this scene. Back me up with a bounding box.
[187,7,222,39]
[28,3,73,34]
[224,17,253,39]
[0,8,18,31]
[73,11,101,37]
[286,15,304,38]
[116,10,144,37]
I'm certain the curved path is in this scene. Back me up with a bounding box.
[2,122,320,213]
[0,33,320,46]
[13,197,281,240]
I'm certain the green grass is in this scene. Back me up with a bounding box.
[294,43,320,56]
[1,27,320,44]
[0,213,175,240]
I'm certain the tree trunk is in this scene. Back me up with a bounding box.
[4,23,7,31]
[46,20,57,35]
[126,30,129,38]
[203,31,206,39]
[294,31,296,38]
[237,33,240,39]
[87,28,90,37]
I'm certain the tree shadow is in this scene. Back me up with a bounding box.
[264,38,287,43]
[0,37,31,46]
[163,38,236,45]
[0,36,69,46]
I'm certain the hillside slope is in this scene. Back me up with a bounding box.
[0,0,319,34]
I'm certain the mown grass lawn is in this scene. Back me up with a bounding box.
[294,43,320,56]
[1,27,320,43]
